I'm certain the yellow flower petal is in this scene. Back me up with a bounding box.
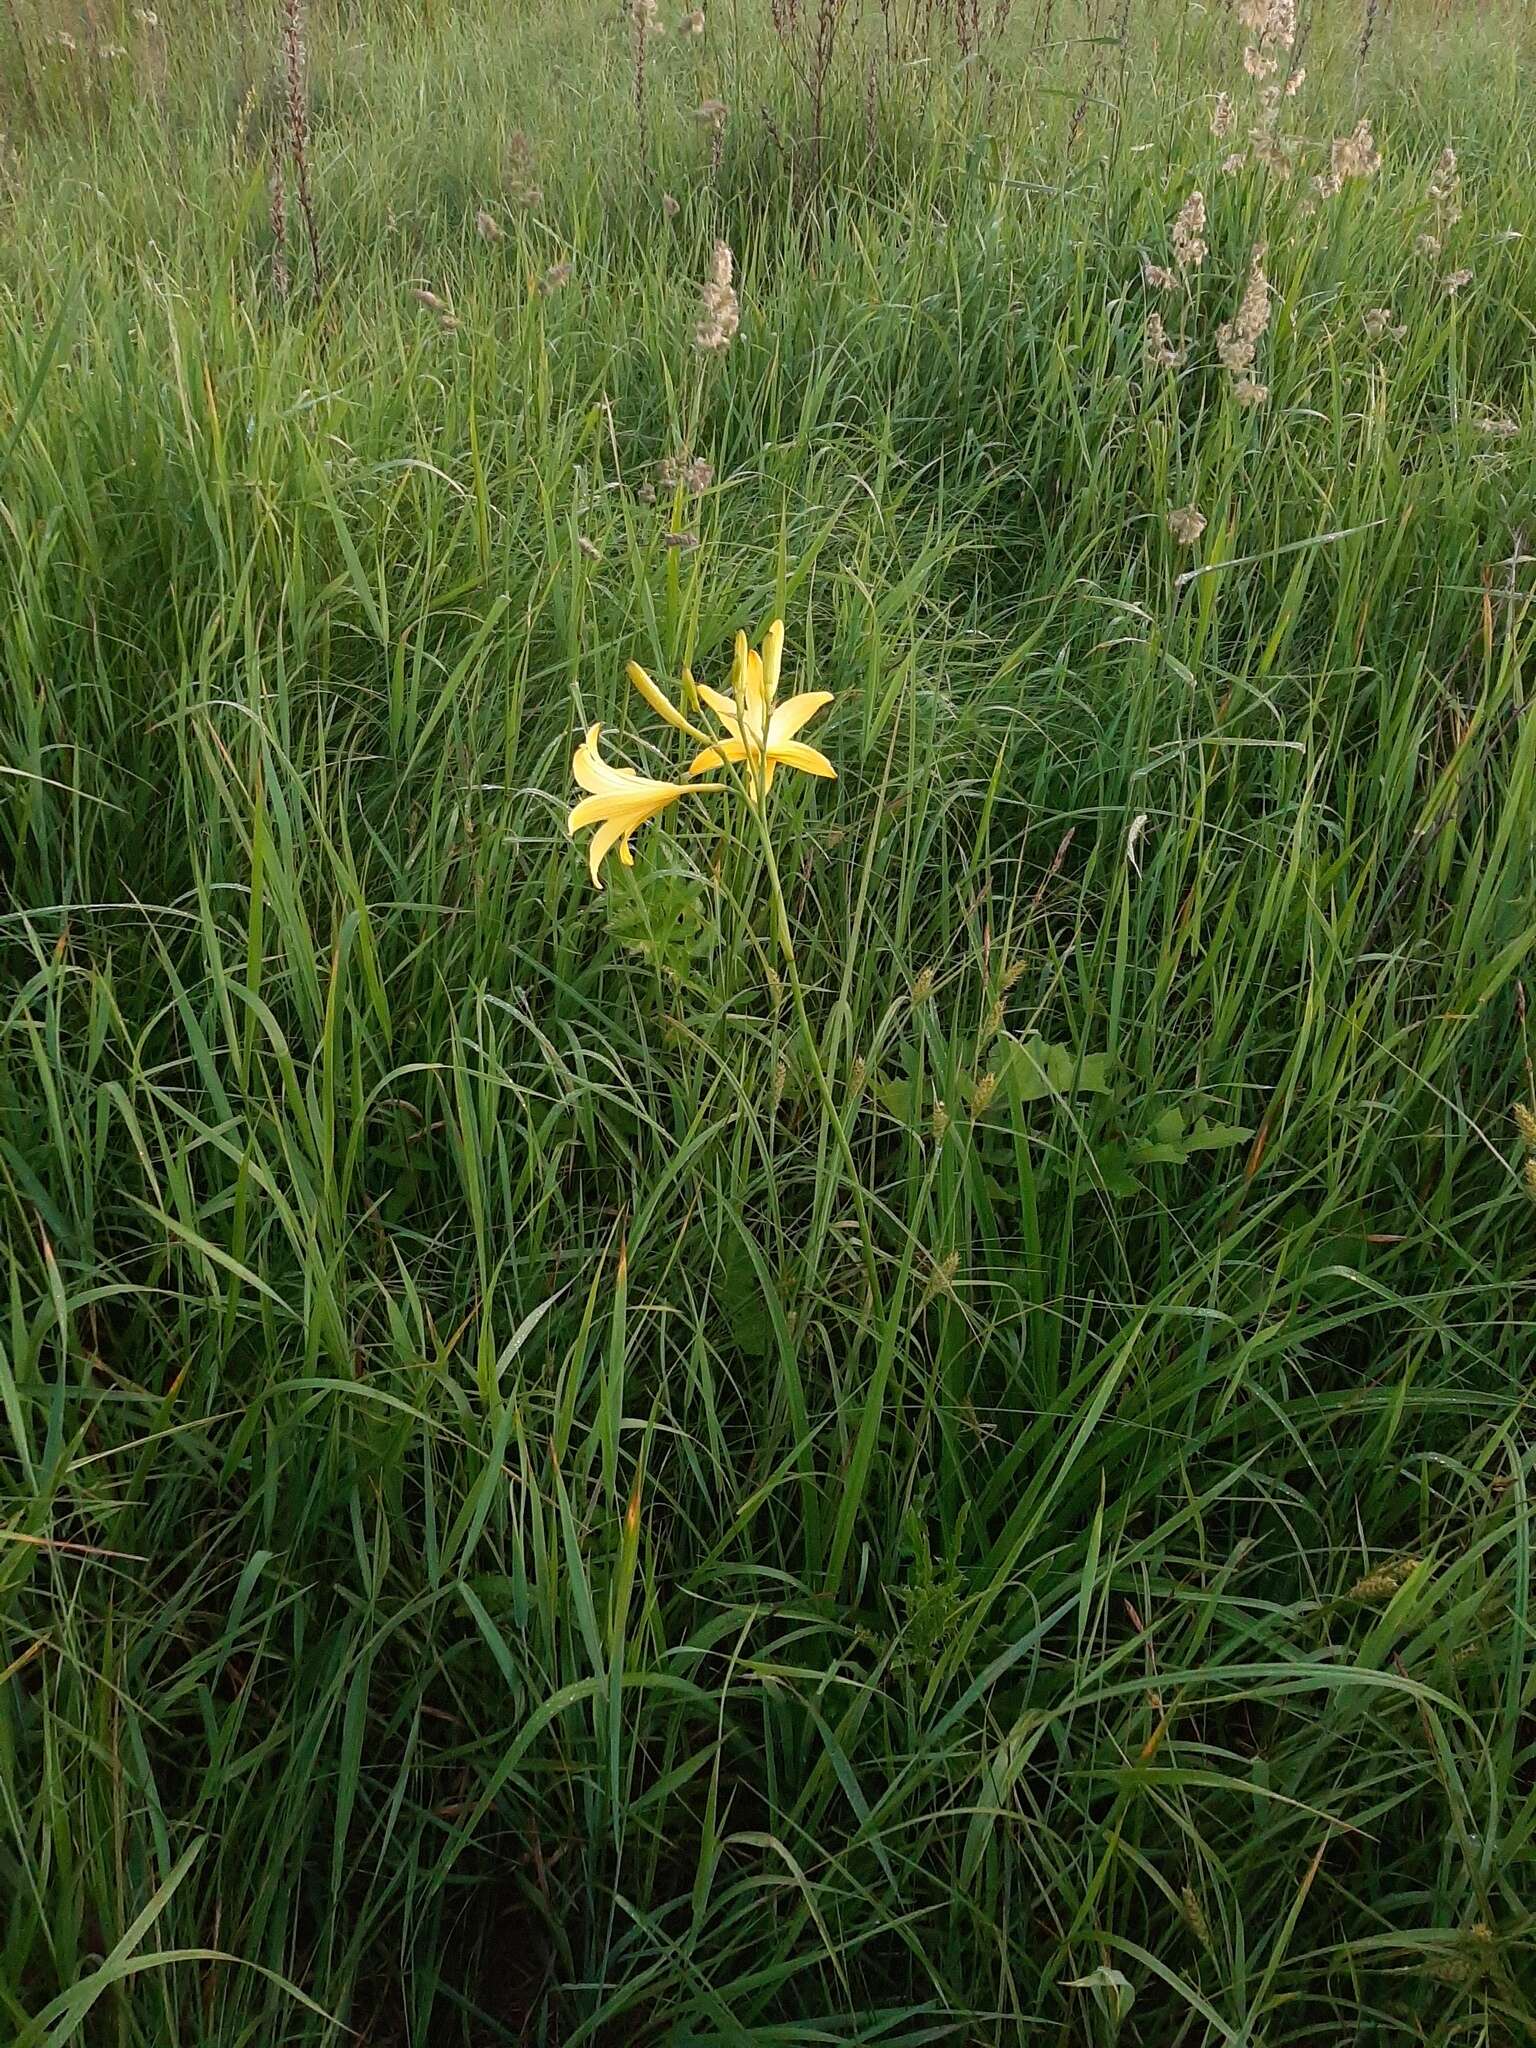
[696,684,742,734]
[587,815,628,888]
[572,724,649,798]
[770,739,836,779]
[767,691,833,746]
[570,722,607,793]
[688,736,748,776]
[568,790,663,833]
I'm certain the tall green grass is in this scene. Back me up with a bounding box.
[3,0,1535,2038]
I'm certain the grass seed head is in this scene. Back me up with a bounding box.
[505,130,542,208]
[1429,144,1462,230]
[1144,312,1185,368]
[1331,117,1381,186]
[1217,244,1270,381]
[1171,189,1208,271]
[1168,504,1206,544]
[694,239,739,350]
[657,452,714,494]
[1238,0,1295,46]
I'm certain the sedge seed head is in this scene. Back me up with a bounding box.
[1347,1556,1419,1601]
[1181,1887,1211,1949]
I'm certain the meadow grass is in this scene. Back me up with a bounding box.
[2,0,1536,2038]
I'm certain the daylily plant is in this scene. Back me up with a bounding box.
[567,619,834,887]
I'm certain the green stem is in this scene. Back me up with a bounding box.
[745,790,883,1309]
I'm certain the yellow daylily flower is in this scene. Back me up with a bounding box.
[685,620,835,796]
[566,724,717,889]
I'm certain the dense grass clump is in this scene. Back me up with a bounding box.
[2,0,1535,2039]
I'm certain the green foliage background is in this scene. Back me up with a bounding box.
[2,0,1535,2037]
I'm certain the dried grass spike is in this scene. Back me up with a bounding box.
[278,0,324,296]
